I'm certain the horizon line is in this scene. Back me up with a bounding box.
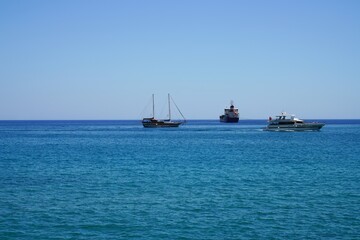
[1,118,360,121]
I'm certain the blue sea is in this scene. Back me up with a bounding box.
[1,120,359,239]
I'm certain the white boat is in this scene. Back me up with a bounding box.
[142,94,186,128]
[264,112,325,131]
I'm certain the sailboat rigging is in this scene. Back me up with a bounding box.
[142,94,186,128]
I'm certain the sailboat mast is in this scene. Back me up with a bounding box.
[152,94,155,118]
[168,93,171,120]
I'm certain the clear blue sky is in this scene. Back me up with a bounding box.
[1,0,359,120]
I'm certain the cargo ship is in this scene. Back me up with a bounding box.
[220,101,239,123]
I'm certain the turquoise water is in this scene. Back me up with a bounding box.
[1,120,359,239]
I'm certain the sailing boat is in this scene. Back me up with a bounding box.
[142,94,186,128]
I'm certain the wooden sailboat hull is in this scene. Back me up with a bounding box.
[142,121,182,128]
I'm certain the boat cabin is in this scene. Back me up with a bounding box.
[270,113,304,124]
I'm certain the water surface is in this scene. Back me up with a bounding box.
[0,120,359,239]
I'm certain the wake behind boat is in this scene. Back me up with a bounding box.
[142,94,186,128]
[264,112,325,131]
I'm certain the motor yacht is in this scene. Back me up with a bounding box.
[264,112,325,131]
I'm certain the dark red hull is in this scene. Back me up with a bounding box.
[220,116,239,123]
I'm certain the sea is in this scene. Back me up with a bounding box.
[0,120,359,240]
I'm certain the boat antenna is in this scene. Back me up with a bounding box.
[170,95,186,123]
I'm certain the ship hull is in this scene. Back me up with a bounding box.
[142,121,182,128]
[220,116,239,123]
[264,123,325,131]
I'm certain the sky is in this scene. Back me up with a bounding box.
[0,0,359,120]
